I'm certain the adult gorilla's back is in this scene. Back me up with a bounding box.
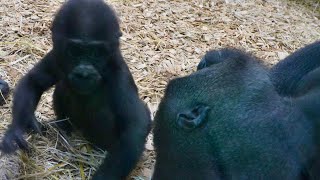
[152,50,316,180]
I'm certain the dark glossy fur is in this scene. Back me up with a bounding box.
[0,79,9,105]
[153,49,318,179]
[270,41,320,97]
[0,0,151,179]
[198,41,320,98]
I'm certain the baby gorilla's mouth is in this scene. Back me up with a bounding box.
[69,77,100,94]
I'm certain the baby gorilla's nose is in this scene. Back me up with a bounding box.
[74,70,91,79]
[68,64,102,94]
[73,64,98,80]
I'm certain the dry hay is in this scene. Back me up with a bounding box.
[0,0,319,179]
[289,0,320,15]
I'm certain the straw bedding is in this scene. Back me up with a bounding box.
[0,0,319,179]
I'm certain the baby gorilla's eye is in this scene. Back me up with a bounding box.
[85,43,111,59]
[91,46,107,58]
[66,40,112,60]
[67,42,85,58]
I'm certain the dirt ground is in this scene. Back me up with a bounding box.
[0,0,320,179]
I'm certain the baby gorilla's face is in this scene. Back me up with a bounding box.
[63,39,110,94]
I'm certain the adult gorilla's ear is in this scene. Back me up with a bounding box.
[176,105,210,131]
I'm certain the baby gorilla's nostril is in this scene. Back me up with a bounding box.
[74,71,90,79]
[72,64,98,80]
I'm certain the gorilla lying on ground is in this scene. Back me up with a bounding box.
[0,0,151,179]
[153,46,320,179]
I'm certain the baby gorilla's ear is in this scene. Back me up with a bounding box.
[176,105,210,131]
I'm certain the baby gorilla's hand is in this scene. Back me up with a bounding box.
[0,117,42,154]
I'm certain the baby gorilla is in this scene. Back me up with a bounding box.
[0,0,151,179]
[152,49,319,179]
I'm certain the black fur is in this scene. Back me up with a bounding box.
[198,41,320,98]
[0,79,9,105]
[197,48,244,70]
[153,49,318,179]
[0,0,151,179]
[270,41,320,97]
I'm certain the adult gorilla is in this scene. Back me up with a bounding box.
[153,48,319,179]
